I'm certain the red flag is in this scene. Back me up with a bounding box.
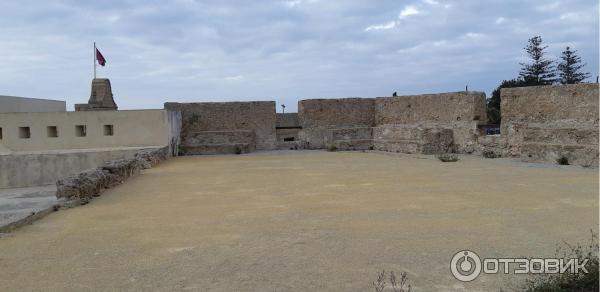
[96,48,106,66]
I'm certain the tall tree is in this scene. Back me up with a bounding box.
[519,36,556,85]
[557,46,591,84]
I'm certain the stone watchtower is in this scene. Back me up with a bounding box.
[75,78,118,111]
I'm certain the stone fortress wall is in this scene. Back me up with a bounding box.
[296,92,486,153]
[374,92,486,154]
[298,98,375,149]
[2,82,597,189]
[164,101,276,155]
[165,84,596,166]
[500,83,598,166]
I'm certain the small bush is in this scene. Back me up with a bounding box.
[437,153,459,162]
[482,150,498,159]
[234,146,243,155]
[557,156,570,165]
[327,145,337,152]
[372,270,411,292]
[523,231,598,292]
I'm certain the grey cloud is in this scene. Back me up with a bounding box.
[0,0,597,111]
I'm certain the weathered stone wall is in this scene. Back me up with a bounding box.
[276,113,300,128]
[374,92,486,153]
[275,113,301,149]
[375,92,486,125]
[296,92,486,153]
[298,98,375,128]
[501,84,599,166]
[373,124,454,154]
[298,98,374,148]
[164,101,276,154]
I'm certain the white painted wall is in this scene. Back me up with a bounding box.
[0,110,176,152]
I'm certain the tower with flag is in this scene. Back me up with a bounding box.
[75,42,117,111]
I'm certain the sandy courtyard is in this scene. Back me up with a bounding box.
[0,151,597,291]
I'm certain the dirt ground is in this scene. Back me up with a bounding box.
[0,151,597,291]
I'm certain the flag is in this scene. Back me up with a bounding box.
[96,48,106,66]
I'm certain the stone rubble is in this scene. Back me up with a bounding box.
[56,147,169,204]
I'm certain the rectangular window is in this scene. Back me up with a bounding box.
[103,124,114,136]
[0,127,2,139]
[75,125,86,137]
[19,127,31,139]
[47,126,58,138]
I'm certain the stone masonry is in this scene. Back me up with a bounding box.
[164,101,276,155]
[500,83,599,166]
[75,78,118,111]
[296,92,486,153]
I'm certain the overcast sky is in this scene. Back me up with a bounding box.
[0,0,597,112]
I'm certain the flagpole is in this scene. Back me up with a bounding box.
[93,42,97,79]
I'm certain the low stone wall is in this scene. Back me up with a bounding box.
[501,84,599,166]
[0,146,164,189]
[56,147,169,204]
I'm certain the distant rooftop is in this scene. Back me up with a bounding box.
[0,95,66,113]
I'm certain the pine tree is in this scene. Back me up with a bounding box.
[519,36,556,85]
[557,46,591,84]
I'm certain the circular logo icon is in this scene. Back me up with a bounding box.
[450,250,482,282]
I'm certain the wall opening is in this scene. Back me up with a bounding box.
[0,127,2,139]
[283,137,295,142]
[47,126,58,138]
[19,127,31,139]
[103,124,114,136]
[75,125,86,137]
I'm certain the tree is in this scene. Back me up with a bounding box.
[557,46,591,84]
[519,36,556,85]
[487,78,536,124]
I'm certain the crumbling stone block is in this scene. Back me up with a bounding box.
[56,147,169,204]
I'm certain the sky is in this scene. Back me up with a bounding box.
[0,0,597,112]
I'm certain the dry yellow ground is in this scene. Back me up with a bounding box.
[0,151,597,291]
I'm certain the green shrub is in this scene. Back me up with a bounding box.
[557,156,570,165]
[523,231,598,292]
[234,146,243,155]
[327,145,337,152]
[482,150,498,159]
